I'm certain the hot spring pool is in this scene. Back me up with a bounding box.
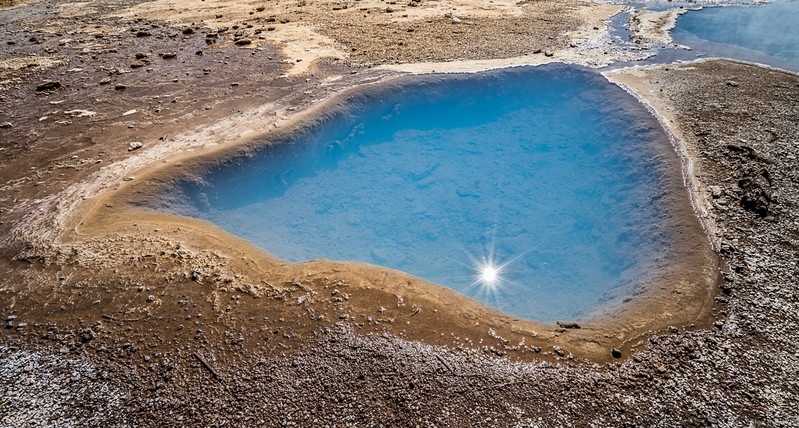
[673,1,799,71]
[158,66,692,322]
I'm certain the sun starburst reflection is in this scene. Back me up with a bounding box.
[481,263,499,285]
[456,235,534,306]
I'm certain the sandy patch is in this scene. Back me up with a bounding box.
[111,0,626,74]
[0,55,68,90]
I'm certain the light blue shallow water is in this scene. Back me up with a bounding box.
[673,1,799,71]
[160,66,680,322]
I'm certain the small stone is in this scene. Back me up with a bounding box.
[99,77,111,85]
[23,364,33,372]
[0,122,12,129]
[708,185,723,198]
[556,321,581,329]
[191,269,202,281]
[128,141,143,151]
[182,28,194,35]
[80,330,94,342]
[611,348,622,358]
[726,81,739,87]
[234,38,252,46]
[544,51,554,57]
[451,17,461,24]
[36,80,61,92]
[130,60,147,68]
[135,30,151,37]
[147,294,155,302]
[134,52,149,59]
[115,83,127,91]
[159,52,177,59]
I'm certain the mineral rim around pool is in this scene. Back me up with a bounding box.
[152,65,710,323]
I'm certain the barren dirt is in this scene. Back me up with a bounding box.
[1,0,798,426]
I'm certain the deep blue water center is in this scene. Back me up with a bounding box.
[162,67,678,322]
[673,1,799,71]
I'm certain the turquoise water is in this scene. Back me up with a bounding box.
[160,66,680,322]
[673,1,799,71]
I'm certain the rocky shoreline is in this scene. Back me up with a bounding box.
[2,0,798,425]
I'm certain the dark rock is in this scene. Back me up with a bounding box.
[115,83,127,91]
[135,30,151,37]
[182,28,194,35]
[135,52,149,59]
[80,329,95,342]
[556,321,581,329]
[738,167,772,217]
[36,80,61,92]
[234,38,252,46]
[611,348,622,358]
[130,60,148,69]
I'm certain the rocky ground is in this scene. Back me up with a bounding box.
[1,0,799,426]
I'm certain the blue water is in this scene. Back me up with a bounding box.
[672,1,799,71]
[160,67,680,322]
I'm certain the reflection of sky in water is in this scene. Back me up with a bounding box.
[672,1,799,70]
[160,66,678,323]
